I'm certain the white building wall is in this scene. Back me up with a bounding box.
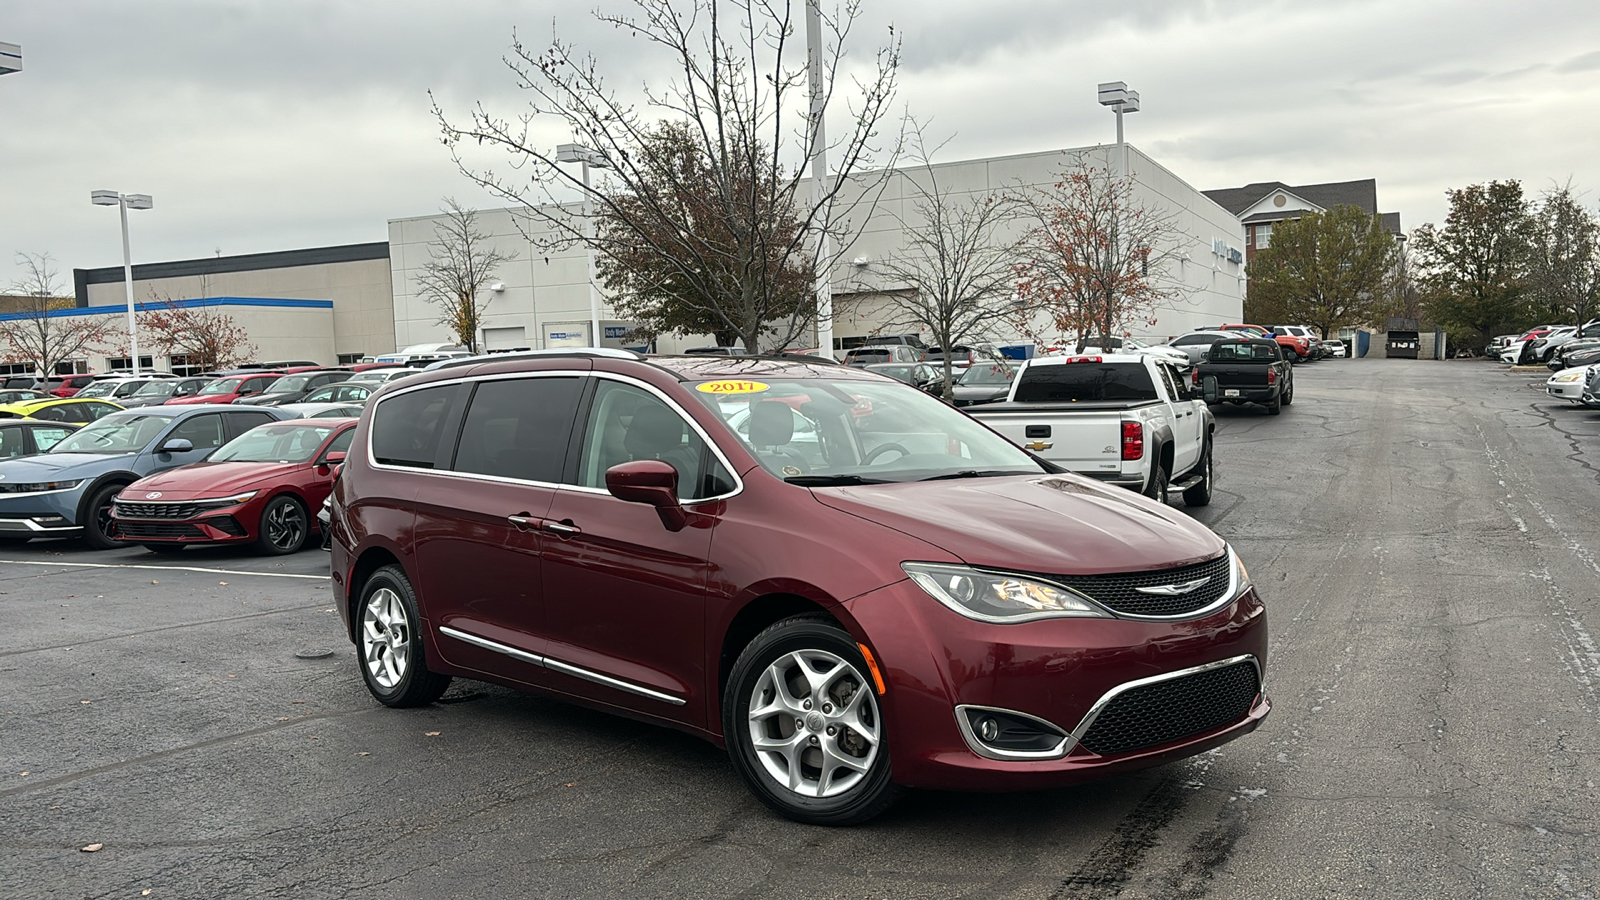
[387,144,1246,353]
[827,144,1246,345]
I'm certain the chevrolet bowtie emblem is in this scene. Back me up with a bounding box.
[1135,576,1211,596]
[1024,440,1053,451]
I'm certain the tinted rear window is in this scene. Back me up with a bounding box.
[451,377,582,483]
[371,384,462,468]
[1208,342,1279,362]
[1013,363,1158,403]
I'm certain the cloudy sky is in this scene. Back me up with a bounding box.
[2,0,1598,288]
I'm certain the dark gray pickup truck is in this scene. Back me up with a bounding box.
[1196,337,1294,415]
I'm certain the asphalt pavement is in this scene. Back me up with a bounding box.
[2,358,1597,899]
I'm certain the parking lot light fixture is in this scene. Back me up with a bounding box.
[1097,81,1140,176]
[556,143,614,349]
[91,190,154,374]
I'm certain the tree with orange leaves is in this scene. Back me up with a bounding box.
[1010,157,1190,352]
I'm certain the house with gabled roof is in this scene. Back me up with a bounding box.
[1201,179,1403,262]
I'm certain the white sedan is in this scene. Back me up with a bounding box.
[1545,365,1596,403]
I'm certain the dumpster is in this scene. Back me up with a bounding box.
[1387,331,1420,359]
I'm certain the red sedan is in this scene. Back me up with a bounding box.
[112,419,355,554]
[166,372,282,405]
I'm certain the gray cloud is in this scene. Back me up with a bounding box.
[3,0,1599,287]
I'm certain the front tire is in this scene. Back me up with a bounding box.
[82,484,124,550]
[724,615,901,825]
[358,565,451,708]
[257,495,309,555]
[1183,443,1213,507]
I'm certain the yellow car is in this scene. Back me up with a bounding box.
[0,397,126,424]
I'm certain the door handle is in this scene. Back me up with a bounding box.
[542,520,581,536]
[507,514,541,531]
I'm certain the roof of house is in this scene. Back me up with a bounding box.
[1202,179,1380,216]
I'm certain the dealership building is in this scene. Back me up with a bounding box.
[387,143,1247,353]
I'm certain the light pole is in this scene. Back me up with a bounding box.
[1096,81,1140,177]
[91,190,153,373]
[806,1,833,359]
[556,143,613,349]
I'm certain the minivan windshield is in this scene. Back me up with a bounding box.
[692,376,1044,484]
[50,413,169,455]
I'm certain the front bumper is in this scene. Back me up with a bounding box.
[110,497,256,545]
[843,577,1270,791]
[1546,381,1586,401]
[0,488,87,535]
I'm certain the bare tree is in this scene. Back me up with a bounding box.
[863,130,1020,399]
[416,199,516,353]
[138,291,258,372]
[0,252,113,377]
[432,0,901,352]
[1009,156,1192,352]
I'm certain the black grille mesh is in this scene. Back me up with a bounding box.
[1078,660,1260,756]
[114,501,201,520]
[1045,554,1231,617]
[115,521,205,539]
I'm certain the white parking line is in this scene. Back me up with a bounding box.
[0,559,328,580]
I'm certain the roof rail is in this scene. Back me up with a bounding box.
[425,347,646,371]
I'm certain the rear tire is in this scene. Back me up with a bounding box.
[1143,463,1170,504]
[724,615,902,825]
[1267,392,1282,415]
[1282,377,1294,406]
[1182,443,1213,507]
[358,565,451,708]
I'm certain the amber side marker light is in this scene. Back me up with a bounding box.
[857,643,888,695]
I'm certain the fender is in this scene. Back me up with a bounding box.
[74,472,140,526]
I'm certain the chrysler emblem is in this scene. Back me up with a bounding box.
[1024,441,1053,451]
[145,491,163,499]
[1135,576,1211,596]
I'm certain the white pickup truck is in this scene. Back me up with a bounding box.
[967,353,1216,505]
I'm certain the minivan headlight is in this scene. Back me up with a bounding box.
[902,563,1109,622]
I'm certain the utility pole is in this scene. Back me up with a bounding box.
[806,2,833,358]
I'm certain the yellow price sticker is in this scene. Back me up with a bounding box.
[695,380,771,395]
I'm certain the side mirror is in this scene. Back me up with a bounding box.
[1201,376,1218,405]
[605,459,687,532]
[160,438,194,454]
[323,451,347,465]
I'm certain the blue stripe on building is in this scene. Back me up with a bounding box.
[0,297,334,322]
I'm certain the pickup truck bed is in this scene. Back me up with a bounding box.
[1195,338,1294,415]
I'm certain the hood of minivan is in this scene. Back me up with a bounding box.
[127,461,305,497]
[812,474,1225,575]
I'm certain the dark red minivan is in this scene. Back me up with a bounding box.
[329,351,1269,825]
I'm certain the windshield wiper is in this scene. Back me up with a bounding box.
[918,469,1024,481]
[784,474,893,486]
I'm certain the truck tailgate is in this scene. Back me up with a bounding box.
[971,408,1126,475]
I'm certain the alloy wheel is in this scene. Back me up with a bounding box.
[746,649,882,799]
[265,500,306,551]
[361,587,411,691]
